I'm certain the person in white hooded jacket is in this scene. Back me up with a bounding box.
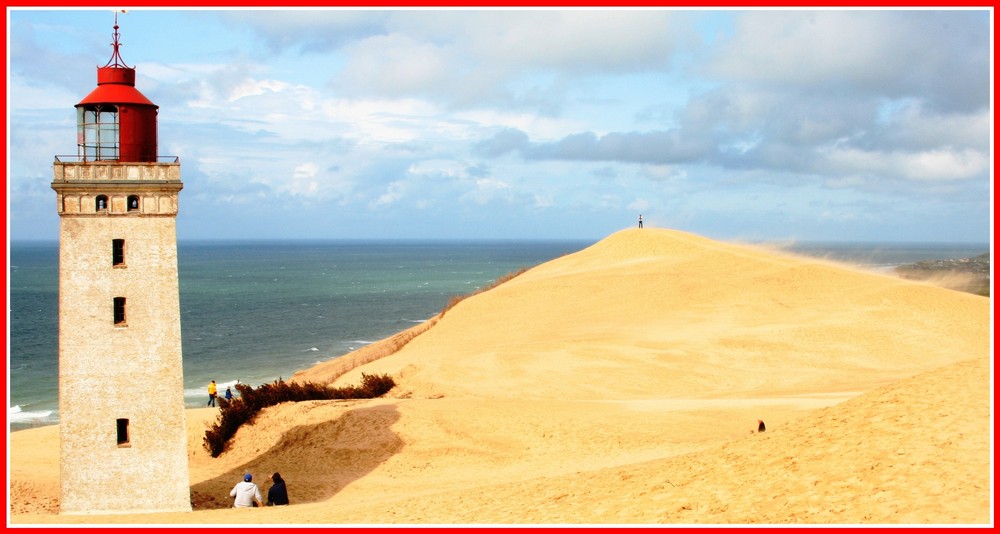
[230,473,263,508]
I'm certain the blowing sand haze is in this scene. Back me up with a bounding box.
[9,228,992,525]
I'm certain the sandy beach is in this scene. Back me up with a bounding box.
[8,228,992,525]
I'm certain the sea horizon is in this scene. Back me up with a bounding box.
[8,236,993,245]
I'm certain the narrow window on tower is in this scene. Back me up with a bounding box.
[127,195,140,212]
[112,239,125,267]
[96,195,108,212]
[116,418,130,447]
[113,297,127,326]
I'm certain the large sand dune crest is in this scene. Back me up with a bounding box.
[9,228,991,525]
[329,228,988,400]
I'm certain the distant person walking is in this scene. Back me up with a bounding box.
[231,473,263,508]
[225,386,233,401]
[266,472,290,506]
[638,214,643,228]
[207,380,217,407]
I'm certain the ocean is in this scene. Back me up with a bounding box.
[7,238,989,430]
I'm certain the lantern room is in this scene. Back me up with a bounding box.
[76,18,158,163]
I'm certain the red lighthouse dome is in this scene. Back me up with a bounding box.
[76,18,158,162]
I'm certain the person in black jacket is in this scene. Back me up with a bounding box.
[266,472,289,506]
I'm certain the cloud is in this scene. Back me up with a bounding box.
[8,9,991,242]
[466,9,990,200]
[476,128,712,165]
[876,102,991,152]
[8,18,109,94]
[370,159,487,210]
[336,33,453,99]
[222,10,391,53]
[474,128,530,157]
[371,180,409,208]
[455,10,677,73]
[467,177,514,204]
[822,147,988,183]
[704,10,989,113]
[327,10,679,112]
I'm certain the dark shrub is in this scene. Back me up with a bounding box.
[203,374,395,457]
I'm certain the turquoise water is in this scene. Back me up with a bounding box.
[7,239,988,429]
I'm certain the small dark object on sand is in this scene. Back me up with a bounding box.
[758,419,766,432]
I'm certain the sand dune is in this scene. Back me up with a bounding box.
[9,228,992,525]
[324,228,988,399]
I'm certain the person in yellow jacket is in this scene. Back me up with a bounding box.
[207,380,218,407]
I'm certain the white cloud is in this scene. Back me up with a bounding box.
[337,33,452,98]
[466,177,513,205]
[372,180,409,208]
[898,149,989,182]
[406,159,469,180]
[882,103,991,151]
[461,10,676,72]
[228,78,292,102]
[822,147,988,182]
[708,11,897,86]
[706,11,989,113]
[640,165,686,182]
[223,9,390,52]
[7,9,992,242]
[284,162,321,196]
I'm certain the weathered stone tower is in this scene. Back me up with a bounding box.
[51,17,191,514]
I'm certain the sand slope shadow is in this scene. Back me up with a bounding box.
[190,402,402,510]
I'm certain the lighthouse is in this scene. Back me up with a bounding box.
[51,16,191,514]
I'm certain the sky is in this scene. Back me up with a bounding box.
[6,7,993,243]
